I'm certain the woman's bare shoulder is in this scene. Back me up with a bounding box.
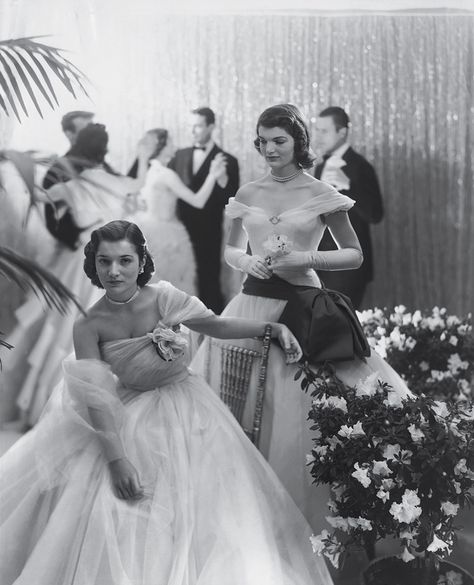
[234,179,265,204]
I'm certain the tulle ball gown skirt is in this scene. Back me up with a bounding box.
[0,371,332,585]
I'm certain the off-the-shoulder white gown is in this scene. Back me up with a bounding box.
[0,281,333,585]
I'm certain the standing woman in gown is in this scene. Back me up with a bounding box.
[191,104,412,532]
[3,124,152,429]
[130,128,227,295]
[0,219,333,585]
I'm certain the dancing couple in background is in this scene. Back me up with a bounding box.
[130,107,240,311]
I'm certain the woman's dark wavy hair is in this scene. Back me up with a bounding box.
[69,123,109,166]
[253,104,316,169]
[84,220,155,288]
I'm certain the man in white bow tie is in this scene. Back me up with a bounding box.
[314,107,384,309]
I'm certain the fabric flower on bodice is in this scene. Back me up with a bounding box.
[262,234,293,266]
[147,322,188,362]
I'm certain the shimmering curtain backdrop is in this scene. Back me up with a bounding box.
[2,3,474,317]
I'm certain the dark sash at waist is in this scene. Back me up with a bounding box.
[243,274,370,364]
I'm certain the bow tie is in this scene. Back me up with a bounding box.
[193,145,206,151]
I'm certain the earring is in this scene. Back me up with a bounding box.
[139,267,144,274]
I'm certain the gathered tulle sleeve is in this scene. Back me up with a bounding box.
[33,357,126,489]
[225,197,251,220]
[154,281,214,325]
[311,188,355,217]
[61,358,126,461]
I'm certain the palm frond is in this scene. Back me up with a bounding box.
[0,246,85,316]
[0,37,89,122]
[0,332,14,369]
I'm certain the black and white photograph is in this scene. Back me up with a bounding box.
[0,0,473,583]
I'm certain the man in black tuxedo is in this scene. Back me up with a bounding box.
[314,107,383,309]
[168,107,240,313]
[43,110,94,249]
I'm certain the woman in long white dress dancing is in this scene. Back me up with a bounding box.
[0,219,333,585]
[131,128,227,295]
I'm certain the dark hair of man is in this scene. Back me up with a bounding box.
[318,107,350,131]
[61,110,94,133]
[83,220,155,288]
[253,103,316,169]
[191,107,215,126]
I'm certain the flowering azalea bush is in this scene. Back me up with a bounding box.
[358,306,473,401]
[299,362,474,569]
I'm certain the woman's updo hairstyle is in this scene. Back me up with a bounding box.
[146,128,169,160]
[253,103,316,169]
[84,220,155,288]
[69,123,109,166]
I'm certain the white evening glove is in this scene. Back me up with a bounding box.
[270,248,363,271]
[224,245,273,279]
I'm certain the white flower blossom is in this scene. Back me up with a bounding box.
[352,463,371,488]
[453,481,461,494]
[326,516,350,532]
[327,499,338,513]
[427,534,450,553]
[454,459,468,476]
[457,323,471,336]
[372,460,392,477]
[389,489,422,524]
[446,315,461,327]
[441,501,459,517]
[310,530,329,555]
[408,424,425,443]
[327,436,343,451]
[432,401,450,419]
[458,379,471,395]
[443,570,464,585]
[440,332,447,341]
[411,310,422,326]
[383,444,401,461]
[338,421,365,439]
[306,454,315,465]
[448,353,469,375]
[376,488,390,503]
[449,335,458,346]
[419,361,430,371]
[314,445,328,457]
[355,372,379,398]
[384,390,406,409]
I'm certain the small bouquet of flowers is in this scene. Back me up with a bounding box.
[262,233,293,266]
[147,322,188,362]
[296,362,474,570]
[358,306,473,402]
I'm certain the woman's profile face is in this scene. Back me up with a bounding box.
[257,125,295,169]
[95,239,142,294]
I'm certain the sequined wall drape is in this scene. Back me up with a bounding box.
[4,8,474,316]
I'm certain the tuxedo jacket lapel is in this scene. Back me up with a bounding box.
[193,144,220,181]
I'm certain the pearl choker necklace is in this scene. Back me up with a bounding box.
[270,169,303,183]
[106,287,140,305]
